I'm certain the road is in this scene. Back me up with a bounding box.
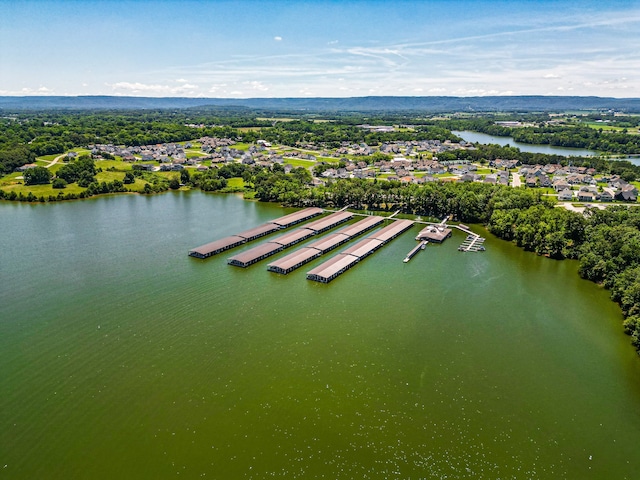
[45,154,66,169]
[510,172,522,187]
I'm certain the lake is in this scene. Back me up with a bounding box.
[454,130,599,157]
[2,192,640,479]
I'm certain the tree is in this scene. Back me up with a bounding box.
[123,171,135,184]
[23,166,52,185]
[180,168,190,185]
[52,178,67,189]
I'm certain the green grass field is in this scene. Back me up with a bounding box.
[283,159,315,168]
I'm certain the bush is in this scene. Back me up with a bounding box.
[52,178,67,189]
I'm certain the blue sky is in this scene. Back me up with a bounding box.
[1,0,639,97]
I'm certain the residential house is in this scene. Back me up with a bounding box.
[558,189,574,201]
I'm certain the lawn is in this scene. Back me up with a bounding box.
[226,177,244,188]
[36,153,60,163]
[1,181,86,197]
[283,159,315,168]
[96,159,134,171]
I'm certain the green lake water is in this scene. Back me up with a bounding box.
[2,192,640,479]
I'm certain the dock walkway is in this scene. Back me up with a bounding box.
[403,240,427,263]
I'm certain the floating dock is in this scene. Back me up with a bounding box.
[229,211,357,268]
[306,219,414,283]
[404,240,427,263]
[266,247,323,274]
[266,216,386,274]
[453,224,486,252]
[269,207,324,229]
[188,207,322,259]
[459,234,486,252]
[301,211,353,234]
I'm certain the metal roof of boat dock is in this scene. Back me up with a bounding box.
[368,219,414,242]
[227,242,283,267]
[267,247,322,274]
[236,223,281,240]
[338,215,385,237]
[306,253,359,282]
[340,238,384,259]
[302,211,353,233]
[304,232,351,253]
[188,235,246,258]
[270,228,315,247]
[268,207,323,228]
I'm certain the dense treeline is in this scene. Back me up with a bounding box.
[238,120,459,148]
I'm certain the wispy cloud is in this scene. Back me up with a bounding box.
[9,2,637,98]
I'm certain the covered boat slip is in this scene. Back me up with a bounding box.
[369,219,414,242]
[229,211,360,269]
[236,223,281,241]
[188,207,322,259]
[188,223,279,259]
[227,242,284,267]
[269,207,323,228]
[307,219,415,283]
[266,215,387,275]
[188,235,247,259]
[337,215,384,237]
[302,211,353,233]
[306,253,359,283]
[227,229,314,267]
[270,228,316,247]
[340,238,384,260]
[304,232,351,253]
[267,247,322,274]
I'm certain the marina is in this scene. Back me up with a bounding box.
[229,211,355,268]
[267,215,386,274]
[307,219,414,283]
[188,207,322,258]
[300,210,354,233]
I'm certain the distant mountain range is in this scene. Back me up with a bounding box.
[2,95,640,113]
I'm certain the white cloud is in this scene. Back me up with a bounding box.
[243,80,269,92]
[106,82,201,96]
[274,36,282,41]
